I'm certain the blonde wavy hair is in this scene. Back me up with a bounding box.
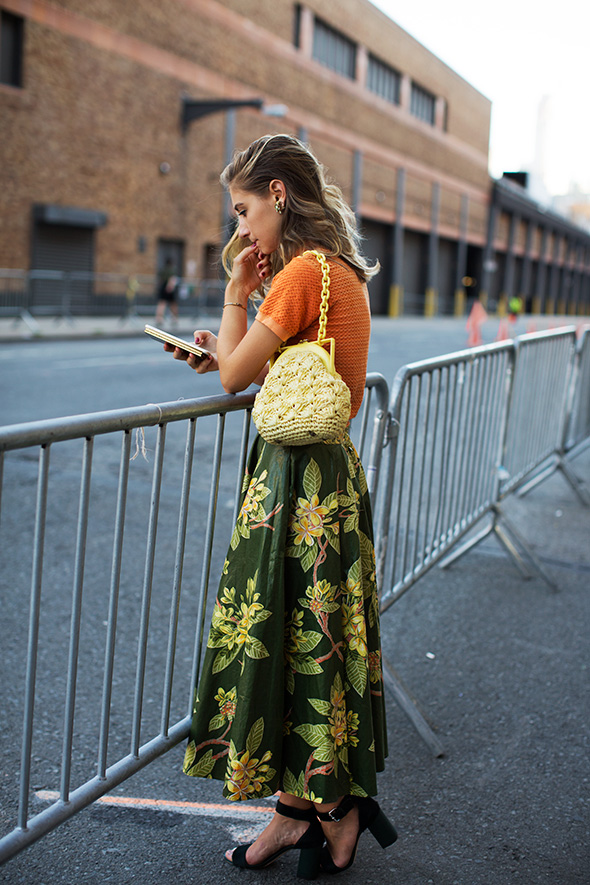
[220,134,379,288]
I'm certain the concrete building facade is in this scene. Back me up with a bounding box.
[0,0,588,316]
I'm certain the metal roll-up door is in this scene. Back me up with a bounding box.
[30,223,94,314]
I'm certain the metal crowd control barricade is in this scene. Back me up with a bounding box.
[499,327,587,505]
[375,341,514,755]
[440,328,580,589]
[565,328,590,462]
[0,374,388,864]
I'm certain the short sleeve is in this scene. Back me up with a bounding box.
[255,255,323,342]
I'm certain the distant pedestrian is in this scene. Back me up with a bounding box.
[155,259,179,324]
[508,295,523,323]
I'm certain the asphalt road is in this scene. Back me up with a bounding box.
[0,315,488,425]
[1,317,588,883]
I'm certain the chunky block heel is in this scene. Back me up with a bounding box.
[368,807,398,848]
[297,844,322,879]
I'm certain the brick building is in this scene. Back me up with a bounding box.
[1,0,589,315]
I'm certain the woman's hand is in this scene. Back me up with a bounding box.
[229,242,271,299]
[163,330,219,374]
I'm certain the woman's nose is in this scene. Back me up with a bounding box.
[237,217,250,239]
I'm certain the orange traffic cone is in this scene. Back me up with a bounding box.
[466,301,488,347]
[496,318,511,341]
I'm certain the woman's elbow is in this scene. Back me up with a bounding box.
[219,368,248,394]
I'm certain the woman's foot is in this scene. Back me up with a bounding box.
[225,794,317,868]
[314,799,360,869]
[315,796,397,874]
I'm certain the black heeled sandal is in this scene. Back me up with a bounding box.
[226,799,324,879]
[316,795,397,874]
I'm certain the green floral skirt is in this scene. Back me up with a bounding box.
[183,434,388,802]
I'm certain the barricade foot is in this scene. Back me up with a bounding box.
[559,459,590,506]
[381,655,444,757]
[493,507,559,591]
[438,522,494,571]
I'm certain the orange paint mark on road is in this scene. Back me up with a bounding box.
[35,790,274,817]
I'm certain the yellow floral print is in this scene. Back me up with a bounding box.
[225,718,276,800]
[227,748,273,800]
[207,571,271,673]
[341,597,368,658]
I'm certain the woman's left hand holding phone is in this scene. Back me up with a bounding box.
[163,330,219,374]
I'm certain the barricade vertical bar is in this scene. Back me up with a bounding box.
[188,413,226,716]
[98,430,132,779]
[411,373,431,572]
[131,424,167,757]
[463,359,486,521]
[356,385,372,460]
[18,445,50,829]
[429,365,453,560]
[421,368,441,567]
[161,418,197,737]
[0,451,4,531]
[363,374,389,500]
[61,437,94,801]
[401,375,421,582]
[441,363,463,545]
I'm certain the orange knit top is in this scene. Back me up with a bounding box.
[255,253,371,418]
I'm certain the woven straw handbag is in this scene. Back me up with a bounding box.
[251,250,351,446]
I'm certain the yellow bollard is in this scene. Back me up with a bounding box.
[389,284,403,317]
[424,287,437,318]
[454,288,466,317]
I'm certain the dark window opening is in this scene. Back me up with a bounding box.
[293,3,302,49]
[410,82,436,125]
[312,17,356,80]
[0,11,24,88]
[367,54,400,105]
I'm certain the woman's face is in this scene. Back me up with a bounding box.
[229,185,283,256]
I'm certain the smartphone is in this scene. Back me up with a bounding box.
[144,324,209,359]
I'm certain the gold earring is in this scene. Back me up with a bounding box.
[275,198,284,214]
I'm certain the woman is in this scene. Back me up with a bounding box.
[165,134,396,878]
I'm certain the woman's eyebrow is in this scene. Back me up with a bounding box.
[233,202,245,212]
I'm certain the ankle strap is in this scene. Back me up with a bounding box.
[315,795,355,822]
[275,799,316,822]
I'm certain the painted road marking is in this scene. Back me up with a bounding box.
[35,790,274,820]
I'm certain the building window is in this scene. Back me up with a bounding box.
[312,17,356,79]
[293,3,302,49]
[0,11,24,88]
[410,82,436,125]
[367,54,400,105]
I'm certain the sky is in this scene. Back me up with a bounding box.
[371,0,590,197]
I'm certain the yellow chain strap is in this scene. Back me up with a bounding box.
[306,250,331,344]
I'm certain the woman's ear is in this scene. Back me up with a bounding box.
[269,179,287,203]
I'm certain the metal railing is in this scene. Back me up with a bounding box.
[1,325,589,862]
[566,329,590,455]
[499,328,576,498]
[376,340,514,610]
[0,375,388,864]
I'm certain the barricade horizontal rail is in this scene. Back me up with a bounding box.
[0,374,388,864]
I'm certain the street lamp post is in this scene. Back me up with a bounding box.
[180,96,288,245]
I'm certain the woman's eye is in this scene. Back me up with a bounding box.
[237,210,246,217]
